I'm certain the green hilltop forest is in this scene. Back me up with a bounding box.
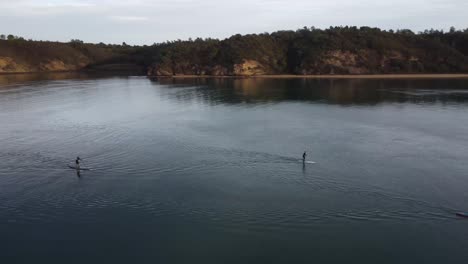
[1,26,468,76]
[0,36,141,73]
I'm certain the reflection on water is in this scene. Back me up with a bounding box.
[0,72,131,88]
[2,73,467,105]
[1,73,468,263]
[150,77,468,106]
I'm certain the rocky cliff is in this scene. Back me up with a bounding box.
[147,59,267,76]
[0,56,89,73]
[146,49,463,77]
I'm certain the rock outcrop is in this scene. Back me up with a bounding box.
[0,57,88,73]
[147,59,267,77]
[296,50,426,75]
[0,56,29,72]
[233,60,266,76]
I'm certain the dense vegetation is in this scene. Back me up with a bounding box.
[2,26,468,75]
[0,36,141,73]
[141,26,468,75]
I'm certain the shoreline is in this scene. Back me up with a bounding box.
[158,74,468,79]
[2,71,468,79]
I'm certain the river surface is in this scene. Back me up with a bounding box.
[1,73,468,263]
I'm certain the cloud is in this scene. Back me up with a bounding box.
[0,0,98,15]
[0,0,467,44]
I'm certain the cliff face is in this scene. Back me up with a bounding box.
[4,48,426,76]
[146,49,459,76]
[147,64,229,76]
[0,56,88,73]
[233,60,267,75]
[0,57,27,72]
[147,59,266,76]
[298,50,425,75]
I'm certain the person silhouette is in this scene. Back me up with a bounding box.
[75,156,81,169]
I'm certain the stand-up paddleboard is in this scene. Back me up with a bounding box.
[456,212,468,218]
[68,165,91,171]
[299,160,316,164]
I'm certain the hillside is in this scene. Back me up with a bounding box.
[144,27,468,76]
[2,27,468,76]
[0,38,142,73]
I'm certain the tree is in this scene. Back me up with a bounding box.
[0,34,5,40]
[70,39,83,44]
[7,34,15,40]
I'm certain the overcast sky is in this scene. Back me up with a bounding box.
[1,0,467,45]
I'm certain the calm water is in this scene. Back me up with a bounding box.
[1,73,468,263]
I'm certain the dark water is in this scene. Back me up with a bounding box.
[1,73,468,263]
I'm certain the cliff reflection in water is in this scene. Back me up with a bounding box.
[152,77,468,106]
[0,72,139,88]
[2,73,467,106]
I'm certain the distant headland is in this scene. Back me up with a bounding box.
[1,26,468,77]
